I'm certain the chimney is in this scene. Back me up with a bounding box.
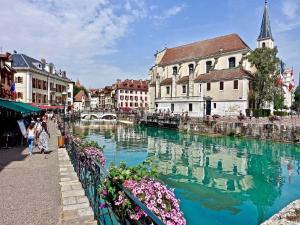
[49,63,54,74]
[41,58,46,67]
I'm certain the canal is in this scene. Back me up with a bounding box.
[73,122,300,225]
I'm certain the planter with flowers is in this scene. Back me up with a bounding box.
[99,161,186,225]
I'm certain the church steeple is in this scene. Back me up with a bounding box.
[257,0,274,48]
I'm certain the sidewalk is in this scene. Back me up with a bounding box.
[0,121,61,225]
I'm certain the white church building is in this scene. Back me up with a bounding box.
[148,1,285,117]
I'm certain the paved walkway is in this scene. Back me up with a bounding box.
[0,121,61,225]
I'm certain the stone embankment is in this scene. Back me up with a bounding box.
[179,117,300,143]
[261,200,300,225]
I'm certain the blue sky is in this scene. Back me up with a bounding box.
[0,0,299,88]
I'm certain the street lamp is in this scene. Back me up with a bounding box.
[62,91,67,130]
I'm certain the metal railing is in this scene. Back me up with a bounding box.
[66,140,165,225]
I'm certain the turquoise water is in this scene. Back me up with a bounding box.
[74,123,300,225]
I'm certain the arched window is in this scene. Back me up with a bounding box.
[188,64,194,75]
[262,42,266,48]
[172,66,178,75]
[228,57,236,68]
[206,61,212,73]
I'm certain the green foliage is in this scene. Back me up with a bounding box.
[73,85,89,97]
[252,109,271,117]
[80,140,104,150]
[245,47,280,108]
[273,111,288,116]
[273,89,285,110]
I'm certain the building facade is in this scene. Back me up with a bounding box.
[149,34,254,117]
[0,52,15,100]
[115,79,149,110]
[90,89,100,110]
[149,1,282,117]
[11,53,71,106]
[73,90,89,112]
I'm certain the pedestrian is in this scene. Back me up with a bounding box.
[26,121,35,156]
[38,122,51,158]
[35,118,42,145]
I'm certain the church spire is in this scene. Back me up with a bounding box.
[258,0,273,41]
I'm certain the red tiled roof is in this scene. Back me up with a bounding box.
[194,68,253,83]
[176,76,189,84]
[74,90,86,102]
[116,79,148,91]
[159,34,250,65]
[160,78,172,86]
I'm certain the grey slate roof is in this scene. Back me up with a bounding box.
[12,53,45,70]
[11,53,71,82]
[258,1,273,41]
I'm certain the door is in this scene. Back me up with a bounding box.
[206,100,211,116]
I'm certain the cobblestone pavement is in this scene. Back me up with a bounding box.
[0,121,61,225]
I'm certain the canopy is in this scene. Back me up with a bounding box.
[0,99,41,116]
[29,103,64,110]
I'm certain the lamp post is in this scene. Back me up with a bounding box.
[62,92,67,132]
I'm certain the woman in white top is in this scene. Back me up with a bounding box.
[27,122,35,155]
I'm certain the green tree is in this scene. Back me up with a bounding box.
[291,86,300,112]
[73,85,89,97]
[245,47,280,109]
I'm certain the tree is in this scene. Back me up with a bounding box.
[245,47,280,109]
[73,85,89,97]
[291,86,300,113]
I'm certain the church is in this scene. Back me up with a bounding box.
[148,1,291,117]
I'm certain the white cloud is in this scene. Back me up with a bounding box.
[153,4,185,21]
[282,0,300,19]
[0,0,146,87]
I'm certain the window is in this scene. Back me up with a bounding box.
[120,96,124,100]
[219,81,224,90]
[214,103,217,109]
[234,80,239,89]
[171,103,174,112]
[43,81,47,90]
[145,97,147,101]
[130,90,133,94]
[140,96,143,100]
[17,77,23,84]
[135,96,138,101]
[166,86,170,94]
[120,90,123,93]
[135,103,138,107]
[188,64,194,75]
[43,95,47,103]
[121,102,123,107]
[130,96,133,100]
[199,84,202,93]
[68,92,71,98]
[207,82,211,91]
[182,85,186,94]
[32,78,36,88]
[189,103,193,112]
[32,93,36,103]
[125,90,128,93]
[262,42,266,48]
[172,66,178,75]
[206,61,212,73]
[130,103,133,107]
[229,57,236,68]
[17,92,23,99]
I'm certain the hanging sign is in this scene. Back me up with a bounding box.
[17,119,27,137]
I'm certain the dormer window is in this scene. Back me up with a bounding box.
[188,64,194,75]
[172,66,178,75]
[206,61,212,73]
[229,57,236,68]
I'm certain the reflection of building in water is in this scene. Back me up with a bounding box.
[148,136,253,192]
[115,126,148,149]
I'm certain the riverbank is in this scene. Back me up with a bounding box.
[179,117,300,144]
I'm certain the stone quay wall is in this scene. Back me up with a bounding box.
[179,119,300,144]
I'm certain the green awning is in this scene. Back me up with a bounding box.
[0,99,41,116]
[14,101,41,113]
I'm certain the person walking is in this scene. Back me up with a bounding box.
[38,122,50,158]
[26,122,35,156]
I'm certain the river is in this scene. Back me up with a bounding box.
[73,122,300,225]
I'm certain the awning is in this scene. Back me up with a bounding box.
[29,103,64,110]
[0,99,40,116]
[14,102,41,113]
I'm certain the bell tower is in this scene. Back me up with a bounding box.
[257,0,274,49]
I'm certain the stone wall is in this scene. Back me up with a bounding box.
[179,119,300,143]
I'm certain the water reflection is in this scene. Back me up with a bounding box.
[73,122,300,225]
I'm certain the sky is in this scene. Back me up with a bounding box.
[0,0,299,88]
